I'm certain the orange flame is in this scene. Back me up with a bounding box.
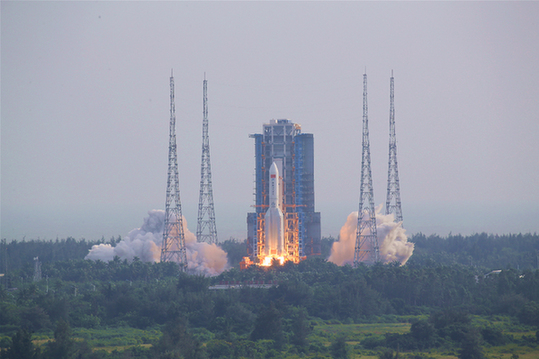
[260,255,285,267]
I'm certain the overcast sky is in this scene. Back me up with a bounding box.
[2,1,538,242]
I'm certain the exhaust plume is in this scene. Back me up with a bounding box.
[86,210,228,276]
[329,205,414,266]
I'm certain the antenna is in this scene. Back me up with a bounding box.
[160,70,187,271]
[385,71,403,223]
[354,72,379,266]
[196,74,218,244]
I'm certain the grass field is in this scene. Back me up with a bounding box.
[24,326,160,353]
[91,343,152,353]
[4,315,537,358]
[310,316,538,359]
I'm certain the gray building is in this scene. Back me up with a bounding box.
[247,119,321,262]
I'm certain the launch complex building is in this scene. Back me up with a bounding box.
[161,72,400,271]
[246,119,321,266]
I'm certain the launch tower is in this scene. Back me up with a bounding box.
[160,70,187,270]
[385,72,403,223]
[247,119,321,265]
[354,73,380,266]
[196,75,218,244]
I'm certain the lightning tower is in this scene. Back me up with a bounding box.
[354,73,380,266]
[33,257,41,282]
[196,74,218,244]
[385,71,403,223]
[160,70,187,270]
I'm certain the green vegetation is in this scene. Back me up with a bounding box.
[408,233,539,269]
[0,233,538,358]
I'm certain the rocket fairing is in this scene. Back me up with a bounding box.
[264,162,285,257]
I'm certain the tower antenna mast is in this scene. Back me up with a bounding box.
[160,70,187,270]
[196,74,218,244]
[385,71,403,223]
[354,72,379,266]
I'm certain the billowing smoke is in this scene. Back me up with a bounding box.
[86,210,228,276]
[328,205,414,266]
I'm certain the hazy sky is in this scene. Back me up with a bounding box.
[2,1,538,242]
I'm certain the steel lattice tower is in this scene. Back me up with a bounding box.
[196,75,218,244]
[385,71,403,223]
[354,73,380,266]
[160,70,187,271]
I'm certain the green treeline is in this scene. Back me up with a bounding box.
[408,232,539,269]
[321,232,539,270]
[3,232,538,273]
[1,259,539,358]
[0,236,120,277]
[0,233,538,358]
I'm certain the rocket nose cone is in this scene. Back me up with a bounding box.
[270,162,278,176]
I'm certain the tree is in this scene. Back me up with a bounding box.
[219,239,247,268]
[290,307,311,350]
[44,319,74,359]
[458,329,484,359]
[178,273,210,293]
[518,301,539,326]
[4,329,35,359]
[205,339,233,358]
[20,306,51,332]
[410,320,437,349]
[480,327,505,346]
[378,349,401,359]
[250,302,284,349]
[330,334,349,359]
[431,310,471,344]
[225,302,256,335]
[153,317,206,359]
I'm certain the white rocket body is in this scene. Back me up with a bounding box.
[264,162,285,256]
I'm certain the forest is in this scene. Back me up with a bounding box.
[0,232,538,359]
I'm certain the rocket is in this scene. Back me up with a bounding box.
[264,162,285,256]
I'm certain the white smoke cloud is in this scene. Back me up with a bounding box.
[328,205,414,266]
[85,210,228,276]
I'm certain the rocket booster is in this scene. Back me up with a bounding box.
[264,162,285,256]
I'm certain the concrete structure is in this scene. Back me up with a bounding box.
[247,119,321,265]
